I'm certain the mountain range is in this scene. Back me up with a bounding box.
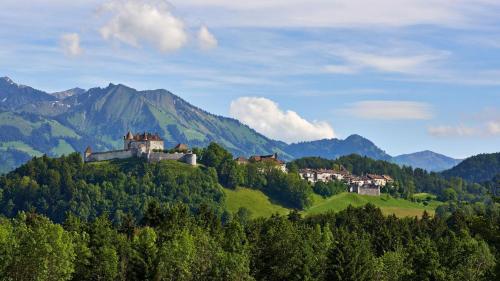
[0,76,462,173]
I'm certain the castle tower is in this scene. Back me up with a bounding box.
[124,131,134,149]
[84,146,92,162]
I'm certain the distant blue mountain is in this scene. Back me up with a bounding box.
[392,150,462,172]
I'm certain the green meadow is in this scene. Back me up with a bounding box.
[224,187,442,218]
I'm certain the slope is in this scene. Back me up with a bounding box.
[392,150,462,172]
[284,134,392,161]
[441,152,500,182]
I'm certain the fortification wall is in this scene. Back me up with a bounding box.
[358,187,380,196]
[86,150,134,162]
[148,152,197,165]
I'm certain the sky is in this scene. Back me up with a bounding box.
[1,0,499,159]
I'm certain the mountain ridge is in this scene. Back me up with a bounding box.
[391,150,462,172]
[0,76,464,173]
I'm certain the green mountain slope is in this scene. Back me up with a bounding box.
[392,150,462,172]
[441,152,500,182]
[224,187,441,218]
[284,134,392,161]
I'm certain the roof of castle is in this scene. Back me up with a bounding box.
[85,146,92,154]
[126,131,134,140]
[175,143,188,151]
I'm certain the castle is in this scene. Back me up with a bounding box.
[84,132,196,165]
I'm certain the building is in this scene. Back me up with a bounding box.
[235,156,249,165]
[84,132,196,165]
[241,153,287,172]
[367,174,388,186]
[351,183,381,196]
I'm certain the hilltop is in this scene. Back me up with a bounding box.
[442,152,500,183]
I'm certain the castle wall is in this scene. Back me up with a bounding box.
[358,187,380,196]
[125,140,164,151]
[86,150,134,162]
[148,152,197,165]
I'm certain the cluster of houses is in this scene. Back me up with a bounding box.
[298,168,393,196]
[234,152,392,197]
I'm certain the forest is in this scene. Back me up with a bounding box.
[0,202,498,281]
[0,143,498,280]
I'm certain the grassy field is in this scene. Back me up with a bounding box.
[224,187,289,218]
[305,193,441,217]
[224,187,442,218]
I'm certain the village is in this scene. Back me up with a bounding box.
[234,152,392,196]
[296,168,393,196]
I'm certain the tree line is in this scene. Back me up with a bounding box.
[0,201,498,281]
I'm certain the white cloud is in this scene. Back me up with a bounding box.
[229,97,335,143]
[198,25,217,50]
[340,52,445,74]
[99,0,188,52]
[324,44,448,75]
[428,125,477,137]
[342,100,433,120]
[60,33,83,56]
[486,121,500,135]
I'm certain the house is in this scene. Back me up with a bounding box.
[84,132,196,165]
[235,156,249,165]
[367,174,387,186]
[246,153,287,172]
[299,169,346,184]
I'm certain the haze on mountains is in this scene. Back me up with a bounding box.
[0,76,461,173]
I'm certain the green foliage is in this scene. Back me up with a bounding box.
[325,229,376,281]
[442,152,500,183]
[0,200,498,281]
[313,180,347,198]
[0,213,76,281]
[0,153,225,223]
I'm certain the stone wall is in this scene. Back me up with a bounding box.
[148,152,197,165]
[86,150,134,162]
[358,186,380,196]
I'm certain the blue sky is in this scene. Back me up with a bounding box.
[1,0,499,158]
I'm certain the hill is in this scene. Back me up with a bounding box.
[285,134,392,161]
[392,150,462,172]
[0,153,225,223]
[224,187,441,218]
[441,152,500,183]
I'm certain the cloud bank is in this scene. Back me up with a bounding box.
[230,97,335,143]
[342,100,433,120]
[428,120,500,137]
[173,0,500,28]
[99,0,188,52]
[60,33,83,56]
[427,125,476,137]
